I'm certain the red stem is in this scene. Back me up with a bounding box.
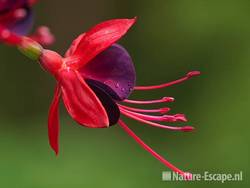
[0,25,22,45]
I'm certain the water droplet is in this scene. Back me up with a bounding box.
[115,83,120,88]
[121,88,125,92]
[129,87,133,92]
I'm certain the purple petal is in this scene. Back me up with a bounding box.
[80,44,136,101]
[87,81,120,126]
[8,8,33,35]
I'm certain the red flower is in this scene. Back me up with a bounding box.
[34,18,199,179]
[0,0,54,46]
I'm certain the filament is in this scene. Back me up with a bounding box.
[120,107,187,122]
[118,104,170,114]
[123,97,174,105]
[135,71,200,90]
[120,108,194,132]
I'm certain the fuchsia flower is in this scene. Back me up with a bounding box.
[0,0,54,45]
[23,18,200,179]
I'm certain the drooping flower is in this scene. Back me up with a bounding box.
[19,18,200,179]
[0,0,54,45]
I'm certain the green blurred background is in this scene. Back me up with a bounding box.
[0,0,249,187]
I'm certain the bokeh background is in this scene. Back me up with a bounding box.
[0,0,249,187]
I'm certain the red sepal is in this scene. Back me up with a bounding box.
[66,18,136,69]
[58,69,109,128]
[48,84,61,155]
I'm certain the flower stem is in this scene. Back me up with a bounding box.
[0,25,22,45]
[0,25,43,60]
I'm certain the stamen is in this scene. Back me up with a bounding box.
[164,114,188,122]
[120,108,194,131]
[29,26,55,46]
[120,107,187,122]
[123,97,174,105]
[134,71,201,90]
[118,119,191,179]
[14,8,27,19]
[118,104,170,114]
